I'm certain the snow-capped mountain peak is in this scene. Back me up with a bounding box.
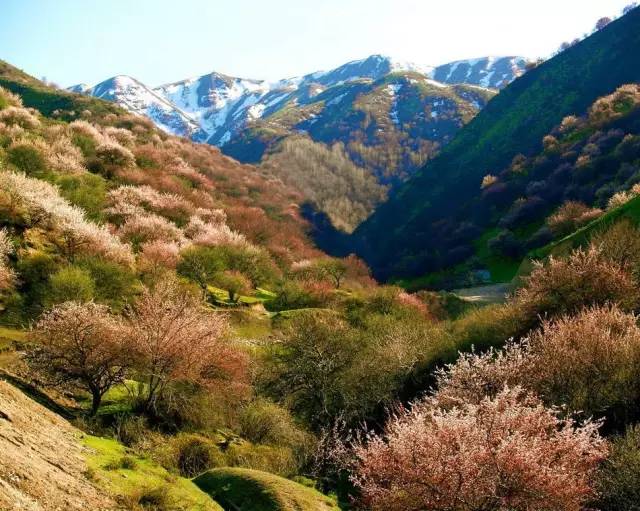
[87,75,203,138]
[70,54,526,147]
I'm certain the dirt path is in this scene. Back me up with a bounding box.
[453,283,511,304]
[0,380,119,511]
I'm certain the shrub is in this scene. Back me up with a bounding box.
[527,305,640,420]
[127,277,247,413]
[130,485,170,511]
[547,201,603,237]
[177,245,225,295]
[480,174,497,189]
[77,257,138,311]
[113,414,148,447]
[46,266,95,306]
[239,398,312,453]
[0,106,40,129]
[487,229,523,258]
[592,219,640,278]
[0,86,23,110]
[0,228,16,292]
[515,246,638,319]
[7,143,48,176]
[450,302,525,353]
[95,140,135,167]
[438,305,640,423]
[608,190,633,210]
[213,270,251,302]
[174,435,219,478]
[352,388,607,511]
[0,171,134,265]
[596,425,640,510]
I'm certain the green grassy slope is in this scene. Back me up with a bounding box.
[354,7,640,280]
[531,194,640,260]
[83,435,223,510]
[0,60,124,120]
[194,468,339,511]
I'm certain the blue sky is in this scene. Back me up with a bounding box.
[0,0,633,87]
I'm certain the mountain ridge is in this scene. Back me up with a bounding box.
[353,6,640,281]
[70,54,526,151]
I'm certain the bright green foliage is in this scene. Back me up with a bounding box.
[194,468,339,511]
[7,143,48,177]
[77,257,138,311]
[56,173,107,221]
[212,270,251,302]
[177,246,225,294]
[46,266,95,306]
[82,435,223,511]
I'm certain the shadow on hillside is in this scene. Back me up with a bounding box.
[300,203,354,257]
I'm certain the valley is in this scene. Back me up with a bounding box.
[1,2,640,511]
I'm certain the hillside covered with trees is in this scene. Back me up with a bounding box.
[4,3,640,511]
[354,5,640,281]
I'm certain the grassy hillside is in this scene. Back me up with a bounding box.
[0,60,123,120]
[194,468,339,511]
[354,6,640,281]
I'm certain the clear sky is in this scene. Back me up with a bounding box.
[0,0,632,87]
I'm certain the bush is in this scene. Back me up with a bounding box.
[528,305,640,421]
[591,219,640,279]
[596,425,640,510]
[7,143,48,176]
[175,435,219,478]
[352,388,607,511]
[46,266,95,306]
[130,485,170,511]
[113,414,148,447]
[487,229,524,258]
[437,305,640,425]
[77,257,138,311]
[516,246,638,320]
[225,442,300,477]
[95,140,135,167]
[547,201,602,237]
[213,270,251,302]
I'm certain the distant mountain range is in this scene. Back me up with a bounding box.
[70,55,526,160]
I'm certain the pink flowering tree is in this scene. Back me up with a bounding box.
[352,387,607,511]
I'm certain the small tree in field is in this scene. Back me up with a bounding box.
[352,387,607,511]
[213,270,251,302]
[177,245,224,297]
[27,302,129,415]
[317,259,348,289]
[127,277,246,412]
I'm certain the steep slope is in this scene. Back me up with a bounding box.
[89,75,205,139]
[432,56,526,88]
[0,60,122,121]
[227,72,495,181]
[354,6,640,281]
[0,380,117,510]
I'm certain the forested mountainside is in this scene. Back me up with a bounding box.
[354,5,640,282]
[71,55,520,233]
[8,6,640,511]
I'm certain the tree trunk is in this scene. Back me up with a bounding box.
[90,388,102,416]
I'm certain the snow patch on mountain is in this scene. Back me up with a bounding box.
[71,54,525,148]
